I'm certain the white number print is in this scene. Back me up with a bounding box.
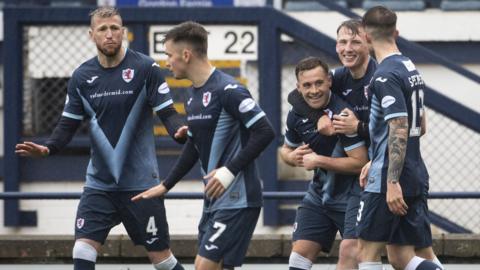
[146,216,158,236]
[357,201,365,223]
[410,89,424,137]
[208,221,227,243]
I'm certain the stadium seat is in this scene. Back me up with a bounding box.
[284,0,348,11]
[440,0,480,10]
[362,0,426,10]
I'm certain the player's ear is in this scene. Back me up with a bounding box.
[394,29,399,39]
[182,48,191,63]
[88,28,93,40]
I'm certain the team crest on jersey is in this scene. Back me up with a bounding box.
[364,84,370,100]
[122,68,135,83]
[323,108,333,119]
[76,218,85,229]
[202,91,212,107]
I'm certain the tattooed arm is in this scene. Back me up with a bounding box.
[386,116,409,215]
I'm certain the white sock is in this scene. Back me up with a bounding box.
[154,254,178,270]
[405,256,425,270]
[359,261,384,270]
[289,251,313,270]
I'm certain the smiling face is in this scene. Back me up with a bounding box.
[296,66,331,109]
[336,25,370,72]
[89,14,124,58]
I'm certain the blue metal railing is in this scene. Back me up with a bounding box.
[1,191,480,200]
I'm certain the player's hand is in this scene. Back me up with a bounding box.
[204,167,234,199]
[174,126,188,140]
[332,108,359,136]
[303,153,323,171]
[131,183,168,201]
[287,144,313,167]
[359,161,371,188]
[317,115,336,136]
[15,141,49,157]
[386,181,408,216]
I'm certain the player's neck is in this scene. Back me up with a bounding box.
[349,58,370,79]
[189,60,214,88]
[97,47,126,68]
[372,41,399,64]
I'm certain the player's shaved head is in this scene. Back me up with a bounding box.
[362,6,397,41]
[89,6,122,28]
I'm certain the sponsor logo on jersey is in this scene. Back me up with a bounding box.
[146,237,159,244]
[87,76,99,84]
[238,98,256,113]
[375,77,388,83]
[158,82,170,94]
[76,218,85,229]
[342,88,353,96]
[224,84,238,90]
[301,118,309,123]
[402,60,416,72]
[204,244,219,251]
[122,68,135,83]
[187,97,193,106]
[381,95,396,108]
[202,91,212,107]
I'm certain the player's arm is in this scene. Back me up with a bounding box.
[332,108,370,141]
[147,61,187,144]
[155,106,187,144]
[131,137,199,201]
[287,89,324,124]
[16,75,84,157]
[303,143,368,174]
[386,116,409,215]
[279,144,312,167]
[15,116,82,157]
[421,109,426,136]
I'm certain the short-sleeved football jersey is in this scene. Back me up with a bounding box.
[366,53,429,196]
[285,93,365,211]
[331,57,377,123]
[185,69,266,212]
[63,48,173,191]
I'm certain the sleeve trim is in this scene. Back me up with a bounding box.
[245,111,266,128]
[344,141,365,152]
[62,111,84,120]
[384,112,408,121]
[284,137,302,148]
[153,99,174,112]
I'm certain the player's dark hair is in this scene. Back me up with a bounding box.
[362,6,397,41]
[163,21,208,58]
[89,6,122,28]
[295,57,329,80]
[336,19,363,36]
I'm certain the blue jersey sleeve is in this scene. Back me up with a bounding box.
[221,84,266,129]
[284,109,302,148]
[147,61,174,112]
[372,73,408,121]
[62,74,85,121]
